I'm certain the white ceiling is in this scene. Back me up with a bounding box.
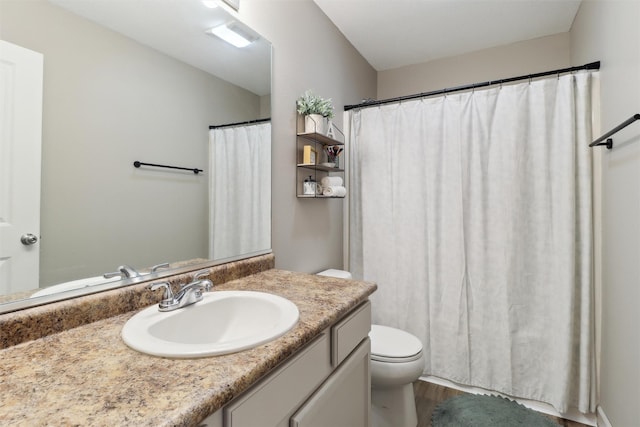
[313,0,582,71]
[47,0,582,93]
[48,0,272,96]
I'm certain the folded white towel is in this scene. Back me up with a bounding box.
[321,176,343,187]
[322,186,346,197]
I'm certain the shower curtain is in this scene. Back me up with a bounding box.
[209,121,271,260]
[349,73,595,413]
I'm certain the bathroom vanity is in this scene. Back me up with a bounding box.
[204,299,371,427]
[0,265,376,426]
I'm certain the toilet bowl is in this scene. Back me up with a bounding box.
[369,324,425,427]
[317,269,424,427]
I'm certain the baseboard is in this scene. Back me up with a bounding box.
[420,375,597,426]
[596,406,612,427]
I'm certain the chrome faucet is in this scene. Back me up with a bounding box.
[147,269,213,312]
[104,265,141,279]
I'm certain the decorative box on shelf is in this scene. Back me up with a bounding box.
[302,145,317,165]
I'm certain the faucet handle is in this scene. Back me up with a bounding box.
[151,262,170,273]
[147,282,174,302]
[200,279,213,292]
[103,270,122,279]
[192,270,213,292]
[193,269,210,281]
[104,265,140,279]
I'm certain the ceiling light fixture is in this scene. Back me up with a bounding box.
[206,22,258,48]
[201,1,219,8]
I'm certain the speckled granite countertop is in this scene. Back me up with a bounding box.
[0,269,376,426]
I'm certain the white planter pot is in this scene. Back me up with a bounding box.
[305,114,325,134]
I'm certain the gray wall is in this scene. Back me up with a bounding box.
[571,1,640,425]
[0,0,261,286]
[377,32,570,99]
[241,0,377,273]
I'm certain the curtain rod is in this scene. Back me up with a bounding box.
[344,61,600,111]
[209,117,271,130]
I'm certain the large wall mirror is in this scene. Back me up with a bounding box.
[0,0,272,313]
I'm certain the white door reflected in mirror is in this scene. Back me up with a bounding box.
[0,40,43,295]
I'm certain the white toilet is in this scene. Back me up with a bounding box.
[317,269,425,427]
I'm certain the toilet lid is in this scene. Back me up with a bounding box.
[369,324,423,361]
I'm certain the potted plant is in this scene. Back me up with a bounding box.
[296,90,334,134]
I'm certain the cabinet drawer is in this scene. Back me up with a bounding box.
[224,332,331,427]
[331,300,371,366]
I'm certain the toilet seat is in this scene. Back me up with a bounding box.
[369,324,423,363]
[371,351,423,363]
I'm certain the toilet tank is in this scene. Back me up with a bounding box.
[317,269,353,279]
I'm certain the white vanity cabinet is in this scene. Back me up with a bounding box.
[202,300,371,427]
[290,339,370,427]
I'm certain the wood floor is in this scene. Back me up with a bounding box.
[413,380,590,427]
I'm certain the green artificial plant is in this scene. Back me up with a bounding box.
[296,90,335,119]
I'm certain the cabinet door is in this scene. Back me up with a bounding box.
[291,338,370,427]
[224,333,331,427]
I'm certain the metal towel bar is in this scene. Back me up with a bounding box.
[590,114,640,149]
[133,161,203,174]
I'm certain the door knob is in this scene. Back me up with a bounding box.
[20,234,38,245]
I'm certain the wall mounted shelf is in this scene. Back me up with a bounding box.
[296,113,345,199]
[297,163,345,173]
[297,131,344,146]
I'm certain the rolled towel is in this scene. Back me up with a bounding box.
[322,186,347,197]
[321,176,343,187]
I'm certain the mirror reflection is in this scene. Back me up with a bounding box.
[0,0,272,310]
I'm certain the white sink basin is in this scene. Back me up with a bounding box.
[31,275,122,298]
[121,290,299,358]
